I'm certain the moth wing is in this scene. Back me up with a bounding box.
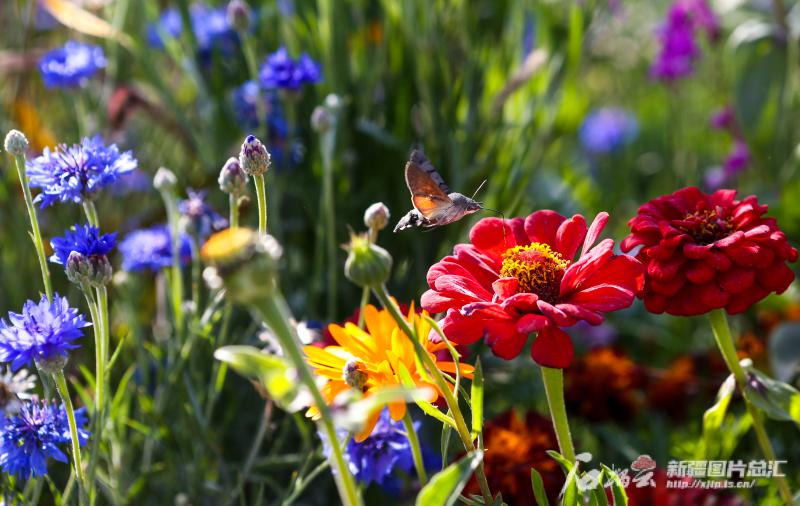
[405,160,452,219]
[408,150,452,194]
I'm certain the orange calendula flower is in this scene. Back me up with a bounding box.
[304,303,473,442]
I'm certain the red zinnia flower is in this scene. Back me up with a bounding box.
[622,187,798,316]
[421,211,644,368]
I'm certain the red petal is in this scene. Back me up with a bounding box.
[517,313,549,333]
[554,214,588,261]
[470,217,525,258]
[530,326,574,369]
[581,212,609,257]
[440,310,484,345]
[718,268,754,294]
[560,239,614,294]
[685,261,715,284]
[420,289,456,313]
[501,293,540,312]
[555,303,604,325]
[524,210,566,246]
[536,300,576,326]
[758,261,795,293]
[486,326,528,360]
[566,284,636,312]
[492,277,518,300]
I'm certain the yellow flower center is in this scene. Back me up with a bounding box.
[681,209,732,244]
[500,243,569,303]
[200,227,255,263]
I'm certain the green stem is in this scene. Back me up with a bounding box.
[540,366,576,464]
[254,294,361,506]
[227,400,273,506]
[708,309,796,506]
[321,133,337,320]
[54,371,86,494]
[12,153,52,300]
[254,174,268,236]
[373,285,493,504]
[82,201,100,228]
[161,189,185,334]
[191,236,202,311]
[229,193,240,229]
[402,412,428,485]
[357,287,370,329]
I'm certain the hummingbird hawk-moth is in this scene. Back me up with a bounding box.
[394,150,487,232]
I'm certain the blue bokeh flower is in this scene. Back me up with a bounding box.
[0,295,89,372]
[578,108,638,154]
[147,4,238,58]
[344,409,415,485]
[259,46,322,91]
[39,41,106,88]
[27,136,138,208]
[232,81,302,167]
[0,398,89,479]
[119,225,192,273]
[50,224,117,266]
[179,189,227,238]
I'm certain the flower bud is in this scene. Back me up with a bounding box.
[311,106,333,133]
[88,254,113,287]
[342,359,368,391]
[66,251,112,287]
[4,130,29,157]
[218,157,249,196]
[154,167,178,192]
[239,135,271,176]
[35,354,68,374]
[344,232,392,288]
[324,93,342,112]
[363,202,390,232]
[66,251,91,286]
[201,227,283,304]
[226,0,251,32]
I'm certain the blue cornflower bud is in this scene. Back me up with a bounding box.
[239,135,271,176]
[218,157,249,196]
[4,130,29,156]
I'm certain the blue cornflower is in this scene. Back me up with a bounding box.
[119,225,192,273]
[0,294,89,372]
[259,46,322,91]
[147,4,238,58]
[50,224,117,266]
[26,135,138,208]
[0,398,89,479]
[179,189,227,238]
[578,108,638,154]
[39,41,106,88]
[344,409,415,485]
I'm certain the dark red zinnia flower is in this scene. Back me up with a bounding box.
[421,211,644,368]
[622,187,798,316]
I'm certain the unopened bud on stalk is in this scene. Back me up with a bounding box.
[66,251,112,287]
[35,354,68,375]
[218,157,249,196]
[363,202,390,232]
[344,232,392,288]
[4,130,28,157]
[201,227,282,304]
[154,167,178,192]
[226,0,251,32]
[239,135,271,176]
[311,106,333,133]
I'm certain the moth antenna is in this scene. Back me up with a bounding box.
[470,179,488,201]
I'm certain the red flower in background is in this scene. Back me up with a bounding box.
[421,211,643,368]
[622,187,798,316]
[624,469,745,506]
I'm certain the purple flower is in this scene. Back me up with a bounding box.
[0,398,89,479]
[147,8,183,49]
[710,105,736,131]
[259,46,322,91]
[578,107,638,154]
[50,224,117,266]
[0,295,89,372]
[39,41,106,88]
[650,0,719,82]
[179,189,227,238]
[723,140,750,176]
[26,136,138,208]
[147,4,238,58]
[119,225,192,273]
[344,409,415,485]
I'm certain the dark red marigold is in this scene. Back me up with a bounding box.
[421,211,643,368]
[622,187,798,316]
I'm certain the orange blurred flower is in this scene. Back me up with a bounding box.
[646,356,699,418]
[11,99,56,153]
[304,303,472,441]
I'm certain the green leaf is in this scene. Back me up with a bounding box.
[214,345,304,412]
[471,358,484,438]
[562,464,580,506]
[530,468,551,506]
[590,469,609,506]
[742,363,800,425]
[601,465,628,506]
[702,374,736,455]
[415,451,483,506]
[545,450,574,475]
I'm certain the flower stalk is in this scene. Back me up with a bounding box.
[540,366,576,463]
[158,180,185,335]
[254,173,268,236]
[708,309,796,506]
[53,371,86,494]
[10,150,53,300]
[373,285,494,504]
[402,412,427,485]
